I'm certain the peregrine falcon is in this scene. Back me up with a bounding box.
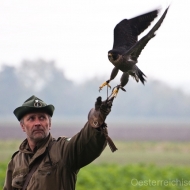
[99,7,169,97]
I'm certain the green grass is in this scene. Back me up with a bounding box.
[0,140,21,162]
[1,140,190,189]
[77,164,190,190]
[2,162,190,190]
[0,162,8,188]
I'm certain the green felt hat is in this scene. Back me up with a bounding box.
[13,95,55,121]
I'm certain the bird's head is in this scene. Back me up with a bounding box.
[108,50,119,61]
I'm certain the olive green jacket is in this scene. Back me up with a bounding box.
[3,122,107,190]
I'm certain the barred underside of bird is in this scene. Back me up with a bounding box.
[99,7,169,99]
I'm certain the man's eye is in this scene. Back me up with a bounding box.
[29,117,34,121]
[40,116,45,120]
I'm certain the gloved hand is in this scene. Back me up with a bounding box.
[88,96,113,128]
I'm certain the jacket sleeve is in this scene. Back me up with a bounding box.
[3,159,14,190]
[59,121,107,170]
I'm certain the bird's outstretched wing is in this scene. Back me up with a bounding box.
[129,10,158,37]
[125,7,169,60]
[113,9,158,50]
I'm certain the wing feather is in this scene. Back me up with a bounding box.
[129,10,158,36]
[125,7,169,60]
[113,9,158,49]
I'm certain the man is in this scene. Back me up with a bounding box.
[3,95,112,190]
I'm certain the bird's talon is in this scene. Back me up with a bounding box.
[120,87,126,91]
[99,81,111,92]
[112,87,119,98]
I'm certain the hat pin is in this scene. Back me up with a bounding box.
[34,99,42,107]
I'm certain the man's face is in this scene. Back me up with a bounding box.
[20,112,51,143]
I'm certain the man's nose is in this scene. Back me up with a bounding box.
[34,118,41,125]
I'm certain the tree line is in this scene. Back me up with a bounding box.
[0,59,190,121]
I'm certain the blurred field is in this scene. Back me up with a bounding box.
[0,140,21,162]
[1,123,190,189]
[1,123,190,141]
[1,140,190,166]
[76,164,190,190]
[1,140,190,189]
[95,141,190,166]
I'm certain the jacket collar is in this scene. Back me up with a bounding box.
[19,133,54,165]
[19,133,53,155]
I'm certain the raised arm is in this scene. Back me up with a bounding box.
[60,97,112,170]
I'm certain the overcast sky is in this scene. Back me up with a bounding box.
[0,0,189,93]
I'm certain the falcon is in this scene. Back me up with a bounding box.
[99,7,169,98]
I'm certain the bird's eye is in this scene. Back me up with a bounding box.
[108,53,112,59]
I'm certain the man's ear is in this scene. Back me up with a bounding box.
[20,122,26,132]
[49,120,51,130]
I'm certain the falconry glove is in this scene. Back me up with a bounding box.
[88,96,112,128]
[88,97,117,152]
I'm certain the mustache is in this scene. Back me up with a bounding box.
[32,127,44,133]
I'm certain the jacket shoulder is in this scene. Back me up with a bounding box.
[57,136,71,142]
[11,150,19,159]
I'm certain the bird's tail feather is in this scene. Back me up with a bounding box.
[135,66,146,85]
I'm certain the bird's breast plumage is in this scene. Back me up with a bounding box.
[109,54,136,72]
[113,55,136,72]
